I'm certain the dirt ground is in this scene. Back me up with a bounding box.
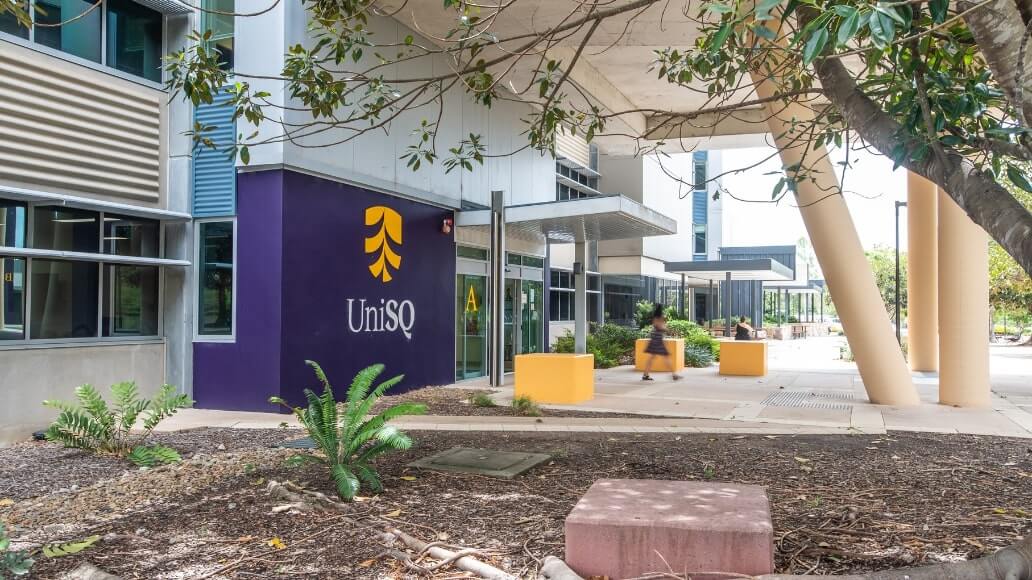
[2,429,1030,579]
[371,386,672,418]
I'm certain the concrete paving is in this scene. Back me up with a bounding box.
[156,338,1032,438]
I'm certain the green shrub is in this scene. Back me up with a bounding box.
[511,395,542,417]
[468,392,497,408]
[686,332,720,361]
[43,382,191,466]
[270,361,425,501]
[0,524,33,578]
[634,300,655,329]
[684,344,715,368]
[553,323,638,369]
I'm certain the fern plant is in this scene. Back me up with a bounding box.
[43,382,192,466]
[270,361,425,501]
[0,524,33,578]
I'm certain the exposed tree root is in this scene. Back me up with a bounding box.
[266,480,353,514]
[384,527,517,579]
[539,536,1032,580]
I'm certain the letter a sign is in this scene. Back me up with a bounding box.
[465,284,478,313]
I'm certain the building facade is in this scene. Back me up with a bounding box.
[0,0,716,441]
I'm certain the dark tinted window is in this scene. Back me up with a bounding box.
[32,206,99,253]
[106,0,163,82]
[0,200,26,247]
[30,259,99,339]
[103,215,160,257]
[35,0,102,63]
[198,221,234,335]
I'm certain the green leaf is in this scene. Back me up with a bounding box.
[404,34,414,45]
[710,22,733,54]
[1007,164,1032,193]
[42,535,101,558]
[239,146,250,165]
[803,28,828,65]
[704,2,733,14]
[928,0,948,22]
[837,9,860,46]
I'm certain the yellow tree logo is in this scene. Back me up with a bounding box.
[364,206,403,283]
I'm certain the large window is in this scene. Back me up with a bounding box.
[693,224,707,255]
[197,220,234,336]
[0,198,165,343]
[202,0,234,70]
[2,0,164,83]
[106,0,163,82]
[549,269,601,323]
[694,158,707,190]
[30,259,100,339]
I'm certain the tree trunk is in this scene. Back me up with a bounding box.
[961,0,1032,129]
[814,56,1032,278]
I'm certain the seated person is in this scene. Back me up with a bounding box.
[734,316,755,341]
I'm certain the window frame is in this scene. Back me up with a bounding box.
[693,223,707,255]
[0,200,166,348]
[0,0,167,89]
[193,217,237,343]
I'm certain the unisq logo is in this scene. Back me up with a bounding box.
[364,205,402,283]
[346,298,415,340]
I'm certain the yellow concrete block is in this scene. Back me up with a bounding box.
[634,338,685,372]
[718,340,768,377]
[514,353,595,404]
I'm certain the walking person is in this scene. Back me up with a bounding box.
[642,303,682,381]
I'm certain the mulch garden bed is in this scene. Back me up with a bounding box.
[2,429,1030,579]
[372,386,674,419]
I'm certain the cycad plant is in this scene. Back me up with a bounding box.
[43,383,192,466]
[270,361,425,501]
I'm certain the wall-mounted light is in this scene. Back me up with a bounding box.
[442,217,453,235]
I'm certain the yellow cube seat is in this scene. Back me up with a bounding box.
[718,339,768,376]
[514,353,595,404]
[634,338,685,372]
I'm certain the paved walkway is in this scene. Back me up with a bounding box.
[158,338,1032,438]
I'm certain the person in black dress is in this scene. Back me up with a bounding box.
[734,316,755,340]
[642,303,682,381]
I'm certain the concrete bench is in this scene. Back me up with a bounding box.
[514,353,594,404]
[634,338,685,372]
[718,339,768,376]
[565,479,774,580]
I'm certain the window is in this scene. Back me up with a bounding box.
[30,259,100,339]
[103,264,159,336]
[35,0,103,63]
[197,220,234,336]
[0,200,26,247]
[0,199,167,343]
[1,0,166,82]
[0,258,26,340]
[555,162,599,201]
[0,7,29,39]
[33,206,100,253]
[202,0,235,70]
[693,224,707,255]
[694,159,707,191]
[103,214,159,257]
[548,270,600,322]
[106,0,163,82]
[456,245,488,261]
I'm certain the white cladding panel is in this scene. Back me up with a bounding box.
[237,10,555,208]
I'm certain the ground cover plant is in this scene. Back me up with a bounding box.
[553,323,639,368]
[0,524,32,578]
[269,361,425,500]
[42,382,191,467]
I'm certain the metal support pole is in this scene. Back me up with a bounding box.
[820,290,824,322]
[708,280,714,328]
[573,242,587,354]
[894,201,906,346]
[489,190,506,387]
[679,274,685,318]
[724,271,733,337]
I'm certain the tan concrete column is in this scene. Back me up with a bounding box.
[747,69,919,406]
[906,172,939,371]
[938,188,990,407]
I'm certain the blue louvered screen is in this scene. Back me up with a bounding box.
[192,92,236,217]
[692,190,707,224]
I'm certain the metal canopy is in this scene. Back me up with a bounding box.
[455,195,677,243]
[0,187,192,222]
[665,258,794,282]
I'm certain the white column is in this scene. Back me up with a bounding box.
[574,242,587,354]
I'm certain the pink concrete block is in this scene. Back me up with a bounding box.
[565,479,774,580]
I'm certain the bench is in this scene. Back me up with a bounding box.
[514,353,594,404]
[633,338,685,372]
[717,339,768,376]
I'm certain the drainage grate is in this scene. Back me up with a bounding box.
[761,391,852,411]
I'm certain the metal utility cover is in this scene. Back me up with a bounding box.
[409,447,551,479]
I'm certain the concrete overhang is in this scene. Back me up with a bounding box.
[665,258,794,282]
[455,195,677,243]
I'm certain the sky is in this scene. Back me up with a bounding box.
[717,145,910,251]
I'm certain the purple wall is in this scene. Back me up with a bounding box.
[194,170,456,411]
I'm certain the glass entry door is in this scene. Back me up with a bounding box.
[520,280,542,355]
[503,279,517,372]
[455,274,487,380]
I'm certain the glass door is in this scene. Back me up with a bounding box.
[520,279,542,355]
[455,274,488,380]
[503,278,518,372]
